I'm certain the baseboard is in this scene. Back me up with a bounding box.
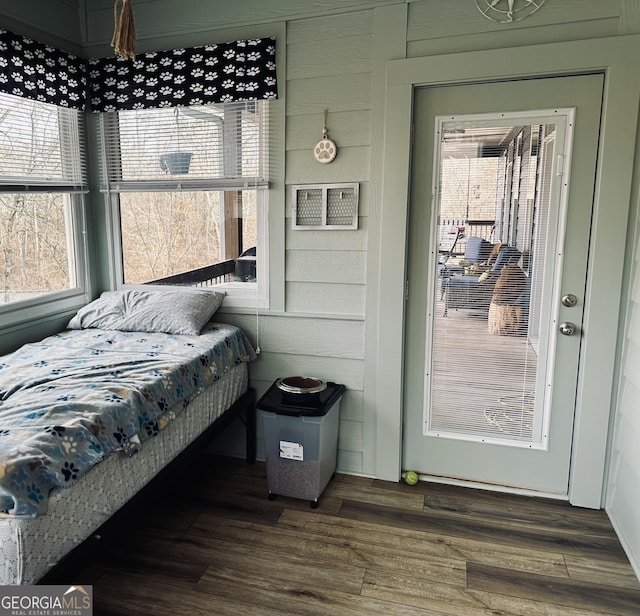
[606,508,640,584]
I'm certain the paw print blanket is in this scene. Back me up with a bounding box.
[0,323,256,517]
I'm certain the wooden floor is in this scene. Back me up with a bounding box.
[432,296,538,442]
[69,454,640,615]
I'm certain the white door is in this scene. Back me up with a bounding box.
[403,74,603,495]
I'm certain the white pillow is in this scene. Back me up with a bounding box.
[68,289,225,335]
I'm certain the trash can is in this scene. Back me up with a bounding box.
[258,377,345,508]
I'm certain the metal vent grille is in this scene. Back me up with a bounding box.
[292,183,359,230]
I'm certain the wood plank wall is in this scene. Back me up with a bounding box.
[1,0,640,579]
[608,251,640,580]
[0,0,83,54]
[406,0,625,57]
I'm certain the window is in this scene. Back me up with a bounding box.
[0,91,87,315]
[100,100,269,308]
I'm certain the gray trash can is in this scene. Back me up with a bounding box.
[258,379,345,508]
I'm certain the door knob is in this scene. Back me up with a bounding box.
[559,322,576,336]
[561,294,578,307]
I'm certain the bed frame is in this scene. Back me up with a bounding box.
[0,376,255,586]
[0,318,258,586]
[31,385,256,584]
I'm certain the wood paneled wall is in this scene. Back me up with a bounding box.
[406,0,626,57]
[0,0,83,53]
[608,254,640,580]
[1,0,640,579]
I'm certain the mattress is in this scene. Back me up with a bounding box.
[0,323,255,517]
[0,361,248,585]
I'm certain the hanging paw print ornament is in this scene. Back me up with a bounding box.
[313,109,337,164]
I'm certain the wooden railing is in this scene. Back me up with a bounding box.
[441,219,495,256]
[465,219,495,242]
[147,259,236,287]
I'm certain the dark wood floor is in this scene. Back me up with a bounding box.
[73,454,640,616]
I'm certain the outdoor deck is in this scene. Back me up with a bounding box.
[430,294,538,442]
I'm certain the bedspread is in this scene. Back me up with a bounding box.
[0,323,256,517]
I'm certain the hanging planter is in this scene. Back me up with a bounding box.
[160,152,192,175]
[159,107,192,174]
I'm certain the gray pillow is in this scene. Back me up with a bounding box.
[68,289,225,335]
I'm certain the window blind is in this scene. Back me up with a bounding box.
[0,92,87,191]
[99,101,268,192]
[431,119,561,447]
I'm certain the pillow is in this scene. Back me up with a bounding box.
[67,289,225,335]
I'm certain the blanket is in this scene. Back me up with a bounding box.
[0,323,255,517]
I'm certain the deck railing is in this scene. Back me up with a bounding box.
[441,219,495,256]
[147,259,236,287]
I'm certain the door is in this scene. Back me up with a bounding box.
[403,74,603,495]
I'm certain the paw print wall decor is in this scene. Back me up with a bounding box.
[313,109,337,164]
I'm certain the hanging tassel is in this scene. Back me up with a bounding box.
[111,0,136,61]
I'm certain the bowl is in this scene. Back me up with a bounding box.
[276,376,327,404]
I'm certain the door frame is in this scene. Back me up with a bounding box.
[374,35,640,507]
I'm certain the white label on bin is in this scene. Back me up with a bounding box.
[280,440,304,460]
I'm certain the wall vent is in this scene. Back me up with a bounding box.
[292,183,359,230]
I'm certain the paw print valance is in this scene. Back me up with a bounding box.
[0,28,88,111]
[87,37,278,113]
[0,28,278,113]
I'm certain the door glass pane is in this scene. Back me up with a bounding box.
[428,114,564,446]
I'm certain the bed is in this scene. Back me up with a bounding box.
[0,289,257,585]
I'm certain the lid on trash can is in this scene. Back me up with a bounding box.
[258,380,345,416]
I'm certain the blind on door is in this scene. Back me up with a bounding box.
[429,118,561,446]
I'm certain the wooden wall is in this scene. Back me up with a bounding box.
[406,0,629,56]
[80,0,379,476]
[1,0,640,577]
[0,0,83,54]
[608,235,640,579]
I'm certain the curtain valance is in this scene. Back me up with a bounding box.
[0,29,278,113]
[0,29,88,111]
[88,37,277,113]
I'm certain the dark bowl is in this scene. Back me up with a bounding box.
[277,376,327,405]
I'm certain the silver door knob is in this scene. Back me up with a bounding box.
[561,294,578,308]
[559,322,576,336]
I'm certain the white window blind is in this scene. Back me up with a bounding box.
[430,115,568,448]
[0,92,87,192]
[99,101,269,192]
[0,91,88,309]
